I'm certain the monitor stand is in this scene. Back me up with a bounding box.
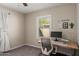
[55,38,58,41]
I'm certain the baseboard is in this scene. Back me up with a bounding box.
[4,43,40,52]
[25,44,41,49]
[9,43,25,51]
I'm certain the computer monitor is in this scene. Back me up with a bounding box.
[51,31,62,41]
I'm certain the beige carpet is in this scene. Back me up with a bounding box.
[0,45,41,56]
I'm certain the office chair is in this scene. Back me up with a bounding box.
[40,37,54,56]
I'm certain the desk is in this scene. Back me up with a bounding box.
[51,40,78,49]
[38,39,79,56]
[51,40,79,55]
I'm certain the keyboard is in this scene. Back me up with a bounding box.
[51,40,68,47]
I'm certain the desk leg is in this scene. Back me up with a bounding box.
[73,49,76,56]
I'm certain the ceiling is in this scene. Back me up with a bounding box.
[0,3,62,14]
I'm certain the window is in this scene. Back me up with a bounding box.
[37,15,51,38]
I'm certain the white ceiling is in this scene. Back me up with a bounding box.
[0,3,62,14]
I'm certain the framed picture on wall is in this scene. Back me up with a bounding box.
[62,22,68,29]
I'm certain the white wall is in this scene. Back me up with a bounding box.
[7,11,25,49]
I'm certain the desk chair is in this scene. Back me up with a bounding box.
[40,37,55,56]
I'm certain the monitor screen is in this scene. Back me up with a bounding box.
[51,31,62,38]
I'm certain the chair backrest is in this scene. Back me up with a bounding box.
[41,38,52,52]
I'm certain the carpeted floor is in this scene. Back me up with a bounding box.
[0,45,67,56]
[0,45,41,56]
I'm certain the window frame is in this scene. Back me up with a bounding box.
[36,15,52,38]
